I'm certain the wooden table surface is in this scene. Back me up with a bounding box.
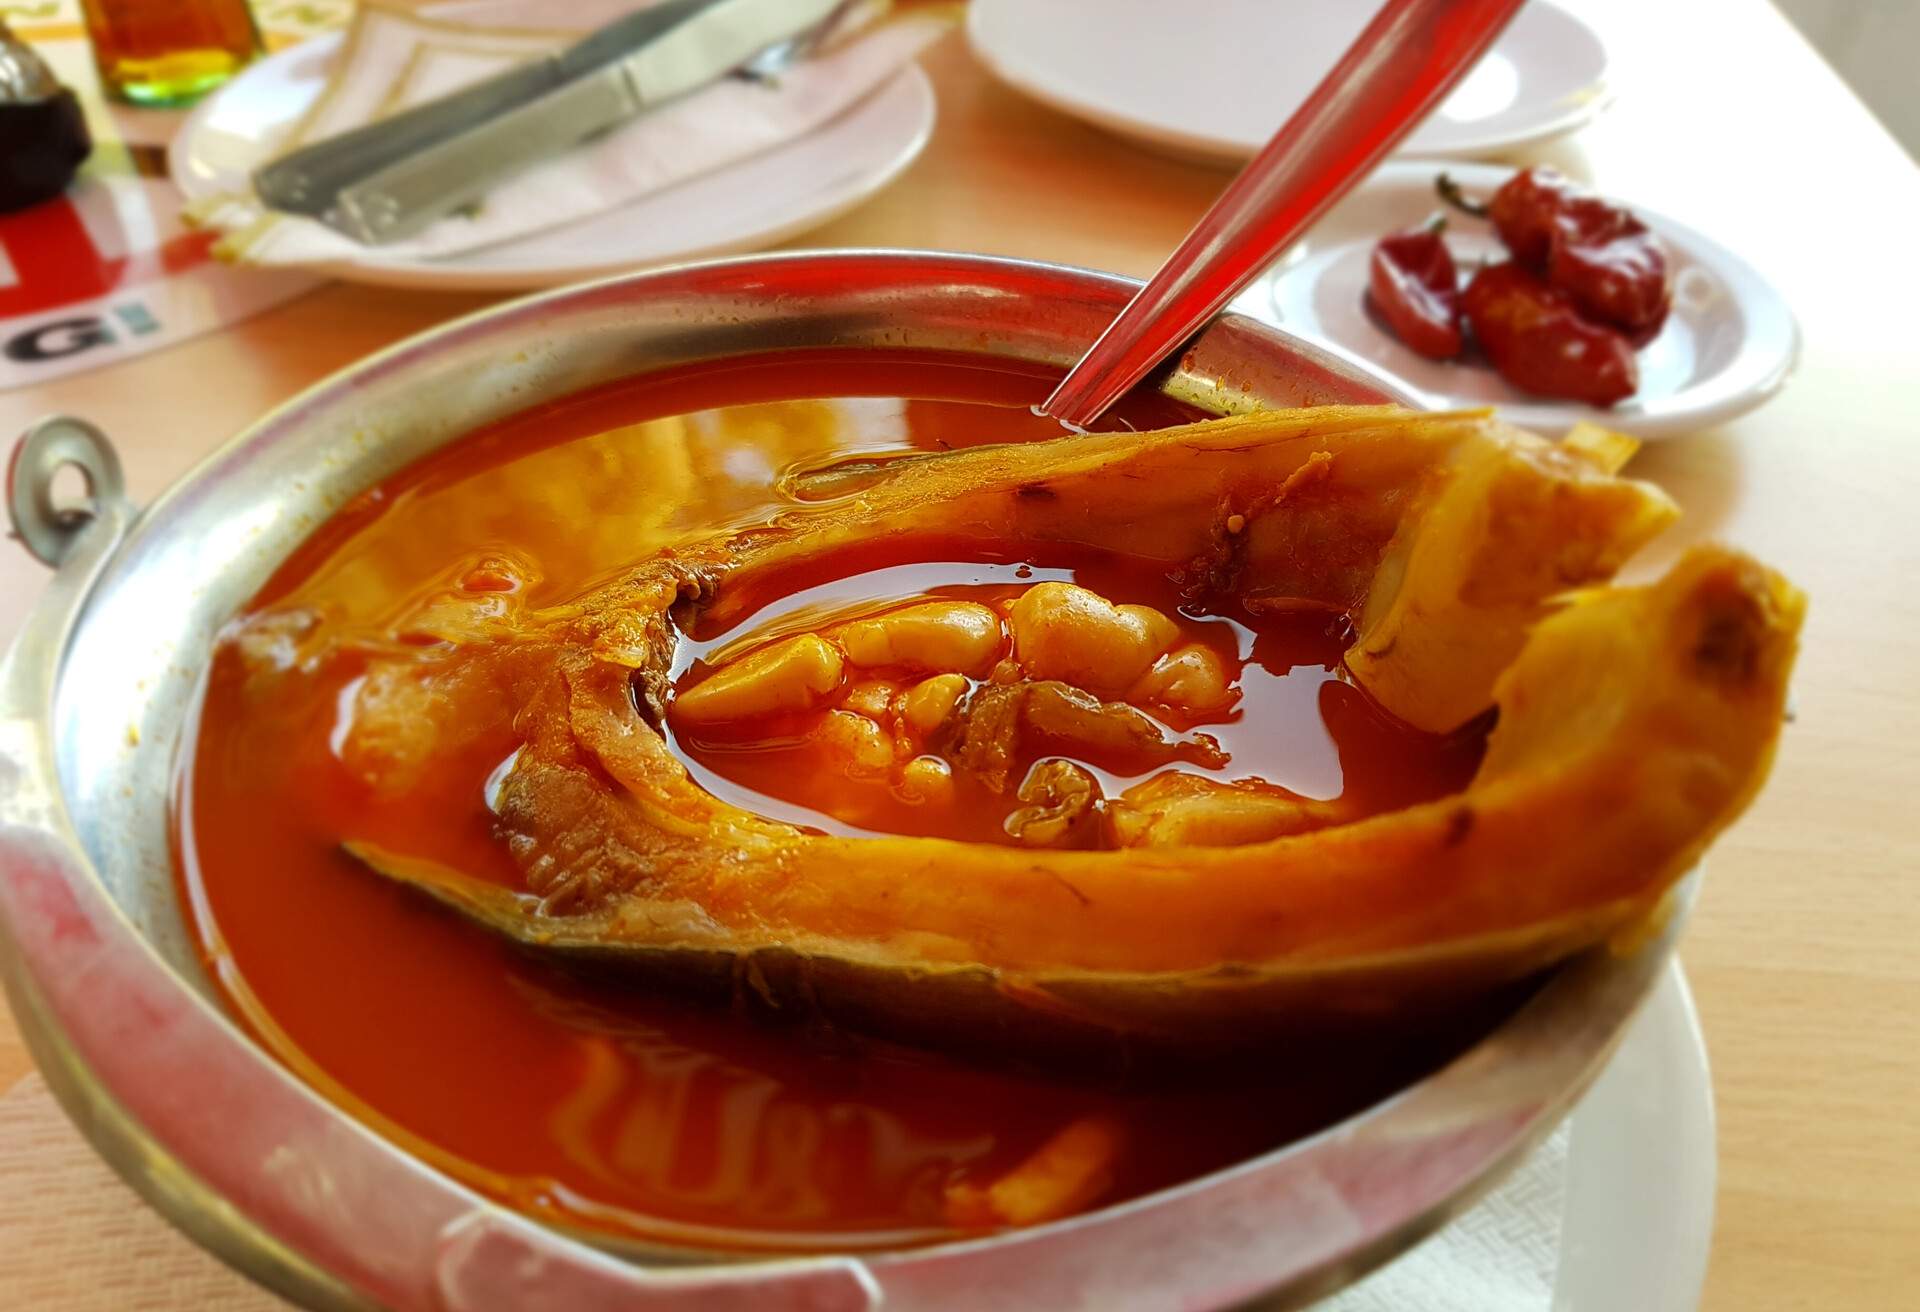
[3,1,1916,1308]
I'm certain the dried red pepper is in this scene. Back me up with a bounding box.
[1461,262,1638,407]
[1544,197,1671,339]
[1367,215,1463,360]
[1441,168,1673,337]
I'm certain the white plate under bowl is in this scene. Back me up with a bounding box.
[1237,161,1799,438]
[169,32,936,292]
[1553,961,1715,1311]
[968,0,1610,167]
[1321,960,1714,1310]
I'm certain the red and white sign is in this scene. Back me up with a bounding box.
[0,37,320,391]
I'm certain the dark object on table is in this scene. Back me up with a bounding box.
[1462,261,1639,406]
[0,20,92,212]
[1368,216,1465,360]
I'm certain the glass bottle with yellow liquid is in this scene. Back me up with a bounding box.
[81,0,262,106]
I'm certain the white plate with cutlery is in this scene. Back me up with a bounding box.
[170,22,936,292]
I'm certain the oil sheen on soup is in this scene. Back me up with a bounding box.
[176,352,1495,1249]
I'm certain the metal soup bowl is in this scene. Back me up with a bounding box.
[0,252,1680,1311]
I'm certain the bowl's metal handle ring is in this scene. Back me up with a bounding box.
[8,416,128,568]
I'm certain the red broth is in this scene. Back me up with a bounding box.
[176,350,1495,1249]
[670,553,1483,847]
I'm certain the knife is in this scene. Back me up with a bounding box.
[256,0,723,218]
[255,0,838,245]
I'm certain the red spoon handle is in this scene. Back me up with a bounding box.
[1041,0,1529,428]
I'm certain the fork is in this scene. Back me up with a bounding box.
[737,0,861,82]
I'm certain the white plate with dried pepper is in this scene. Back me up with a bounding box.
[1244,161,1799,439]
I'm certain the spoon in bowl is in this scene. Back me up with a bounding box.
[1039,0,1530,430]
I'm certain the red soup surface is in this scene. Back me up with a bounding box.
[176,350,1495,1250]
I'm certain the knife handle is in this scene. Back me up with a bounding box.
[252,0,731,218]
[331,63,643,245]
[253,55,564,216]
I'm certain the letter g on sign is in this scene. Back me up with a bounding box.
[6,316,115,363]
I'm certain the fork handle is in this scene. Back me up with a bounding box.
[1040,0,1530,428]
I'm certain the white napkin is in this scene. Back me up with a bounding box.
[186,0,949,266]
[1320,1123,1570,1310]
[0,1068,1569,1310]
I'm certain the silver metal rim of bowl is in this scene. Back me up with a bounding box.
[0,250,1683,1312]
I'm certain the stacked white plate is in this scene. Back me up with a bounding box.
[968,0,1612,165]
